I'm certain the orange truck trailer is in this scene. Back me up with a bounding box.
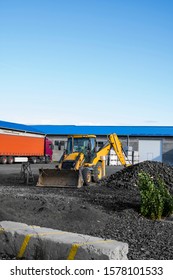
[0,131,53,164]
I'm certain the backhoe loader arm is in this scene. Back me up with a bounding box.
[95,133,127,166]
[108,133,127,166]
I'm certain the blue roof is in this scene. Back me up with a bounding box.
[1,120,173,136]
[31,125,173,136]
[0,120,44,134]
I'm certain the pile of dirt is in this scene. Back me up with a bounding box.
[99,160,173,194]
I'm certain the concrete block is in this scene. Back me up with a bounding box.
[124,146,133,152]
[109,160,117,165]
[127,155,132,159]
[133,160,139,164]
[0,221,128,260]
[110,149,116,155]
[133,156,139,159]
[109,157,117,160]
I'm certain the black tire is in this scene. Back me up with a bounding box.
[82,168,92,186]
[30,157,37,164]
[0,156,7,164]
[45,156,51,164]
[92,162,103,182]
[7,156,14,164]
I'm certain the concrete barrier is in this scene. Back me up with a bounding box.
[0,221,128,260]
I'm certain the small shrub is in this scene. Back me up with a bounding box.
[138,172,173,220]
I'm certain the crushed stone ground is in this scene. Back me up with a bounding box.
[0,161,173,260]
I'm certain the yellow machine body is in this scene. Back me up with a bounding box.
[37,133,128,188]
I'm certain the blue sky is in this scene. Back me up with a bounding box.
[0,0,173,126]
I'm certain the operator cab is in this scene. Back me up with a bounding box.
[66,135,97,160]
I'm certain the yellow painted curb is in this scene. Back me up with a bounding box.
[67,244,79,260]
[17,231,66,259]
[67,240,113,260]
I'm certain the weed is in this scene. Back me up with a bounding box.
[138,172,173,220]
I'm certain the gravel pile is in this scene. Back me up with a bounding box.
[99,160,173,194]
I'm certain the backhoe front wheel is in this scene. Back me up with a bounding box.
[82,168,92,186]
[92,162,103,182]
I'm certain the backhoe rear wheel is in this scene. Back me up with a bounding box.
[92,162,103,182]
[82,168,92,186]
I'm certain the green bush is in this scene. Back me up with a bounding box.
[138,172,173,220]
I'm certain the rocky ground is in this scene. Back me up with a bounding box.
[0,161,173,260]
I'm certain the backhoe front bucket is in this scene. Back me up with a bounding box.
[36,169,83,188]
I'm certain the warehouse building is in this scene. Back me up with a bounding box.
[1,120,173,165]
[32,125,173,165]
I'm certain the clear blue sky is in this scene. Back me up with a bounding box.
[0,0,173,126]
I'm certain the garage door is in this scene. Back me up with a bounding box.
[138,140,162,162]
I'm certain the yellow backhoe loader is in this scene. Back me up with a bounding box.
[37,133,129,188]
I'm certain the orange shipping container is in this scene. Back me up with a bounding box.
[0,133,45,156]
